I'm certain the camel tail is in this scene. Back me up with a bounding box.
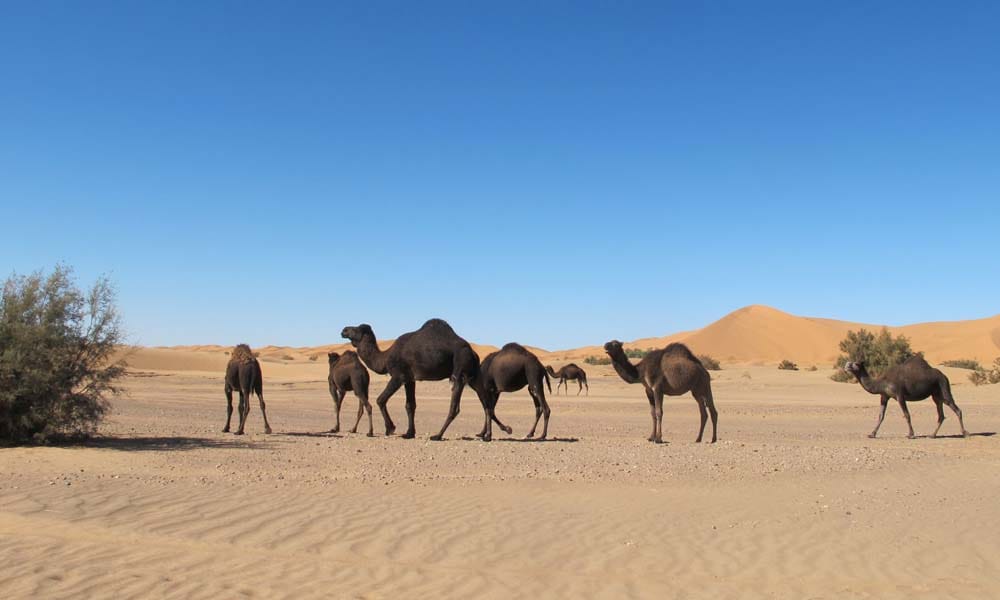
[543,369,552,394]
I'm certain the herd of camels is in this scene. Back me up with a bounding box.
[222,318,971,442]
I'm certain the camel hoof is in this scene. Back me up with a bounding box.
[330,428,339,434]
[366,432,374,438]
[482,434,492,442]
[474,432,485,439]
[963,431,970,438]
[867,433,877,439]
[222,428,230,433]
[537,436,547,441]
[907,434,916,440]
[502,426,513,435]
[402,432,415,440]
[234,431,244,436]
[265,427,273,434]
[429,435,443,441]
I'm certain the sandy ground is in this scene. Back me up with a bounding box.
[2,364,999,599]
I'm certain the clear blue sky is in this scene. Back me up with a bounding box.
[2,1,998,350]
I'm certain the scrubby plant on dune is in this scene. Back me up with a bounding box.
[697,354,721,371]
[778,359,798,371]
[942,359,983,370]
[831,328,917,383]
[968,358,1000,386]
[0,266,126,443]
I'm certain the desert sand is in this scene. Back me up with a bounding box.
[3,306,1000,599]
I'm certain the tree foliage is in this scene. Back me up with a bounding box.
[831,328,917,382]
[0,266,126,443]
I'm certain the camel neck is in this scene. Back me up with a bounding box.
[856,371,887,395]
[608,351,641,384]
[356,335,389,374]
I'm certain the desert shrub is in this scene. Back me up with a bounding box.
[280,354,294,361]
[0,266,126,443]
[584,355,611,366]
[942,359,983,370]
[970,358,1000,385]
[806,365,818,372]
[989,359,1000,384]
[625,347,653,359]
[698,354,721,371]
[309,355,319,362]
[778,359,798,371]
[831,328,917,382]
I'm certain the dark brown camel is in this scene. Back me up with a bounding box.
[223,344,272,435]
[479,343,553,441]
[844,357,969,439]
[341,319,507,441]
[604,340,717,443]
[327,351,373,436]
[545,364,589,395]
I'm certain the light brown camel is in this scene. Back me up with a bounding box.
[327,351,373,436]
[545,363,589,395]
[844,357,969,439]
[479,343,552,440]
[604,340,717,443]
[341,319,506,441]
[223,344,272,435]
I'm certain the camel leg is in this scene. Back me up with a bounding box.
[257,389,272,434]
[645,387,656,442]
[706,390,718,443]
[526,390,542,439]
[931,394,946,438]
[869,394,889,438]
[490,393,512,435]
[235,391,248,435]
[577,379,583,395]
[652,389,665,444]
[374,376,403,436]
[358,387,374,437]
[695,397,708,443]
[223,384,234,433]
[558,379,565,395]
[897,397,916,439]
[536,386,551,440]
[940,378,969,437]
[350,391,365,434]
[584,378,589,396]
[330,385,343,433]
[402,380,417,439]
[431,377,465,441]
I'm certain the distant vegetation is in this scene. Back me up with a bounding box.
[806,365,818,372]
[968,358,1000,386]
[941,359,983,370]
[626,347,653,359]
[0,266,125,443]
[831,328,918,383]
[778,360,799,371]
[698,355,721,370]
[584,355,611,365]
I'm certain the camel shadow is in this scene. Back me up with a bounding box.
[281,431,345,439]
[457,436,579,443]
[76,436,272,452]
[915,431,995,440]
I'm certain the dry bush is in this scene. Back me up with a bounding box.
[778,359,798,371]
[698,355,721,371]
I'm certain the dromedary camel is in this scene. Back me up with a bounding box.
[223,344,272,435]
[545,363,589,395]
[341,319,507,441]
[327,351,373,436]
[844,357,969,439]
[604,340,717,443]
[480,343,552,440]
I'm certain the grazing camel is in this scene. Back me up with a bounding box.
[604,340,717,443]
[545,364,589,395]
[480,343,553,440]
[341,319,506,441]
[844,357,969,439]
[223,344,272,435]
[327,351,373,436]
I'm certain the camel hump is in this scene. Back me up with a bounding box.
[501,342,529,353]
[663,343,699,362]
[232,344,255,364]
[418,318,457,334]
[903,354,931,368]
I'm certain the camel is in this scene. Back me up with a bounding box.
[223,344,272,435]
[327,351,373,436]
[545,363,589,395]
[479,343,553,440]
[341,319,508,441]
[604,340,717,443]
[844,357,969,439]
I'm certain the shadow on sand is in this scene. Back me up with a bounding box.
[280,431,345,439]
[914,431,995,440]
[458,436,579,443]
[76,435,273,452]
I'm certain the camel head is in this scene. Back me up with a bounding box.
[341,324,374,347]
[843,361,866,378]
[327,352,341,364]
[604,340,624,356]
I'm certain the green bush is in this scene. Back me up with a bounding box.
[698,354,721,371]
[942,359,983,370]
[584,355,611,365]
[778,359,798,371]
[625,347,653,359]
[0,266,126,443]
[831,328,917,383]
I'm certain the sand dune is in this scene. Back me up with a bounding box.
[129,306,1000,374]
